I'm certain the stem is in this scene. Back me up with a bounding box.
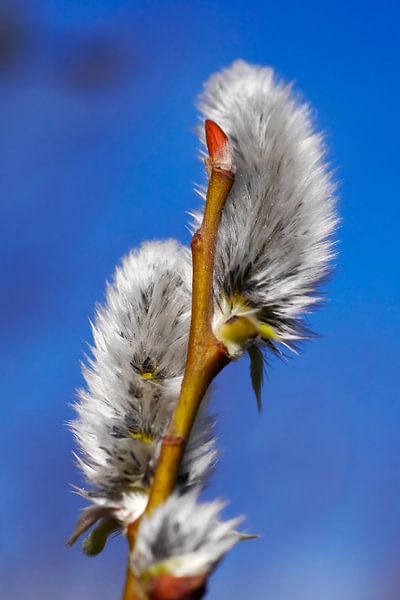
[122,566,145,600]
[122,120,234,600]
[147,124,234,511]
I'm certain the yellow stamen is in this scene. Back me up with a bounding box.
[141,372,156,381]
[129,431,154,444]
[257,322,280,341]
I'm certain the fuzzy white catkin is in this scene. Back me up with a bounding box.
[70,240,216,532]
[131,490,242,579]
[193,60,338,356]
[70,61,338,564]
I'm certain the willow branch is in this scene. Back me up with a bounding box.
[145,120,234,512]
[122,120,235,599]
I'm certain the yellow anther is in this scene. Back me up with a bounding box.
[141,372,156,381]
[129,431,154,444]
[257,322,280,341]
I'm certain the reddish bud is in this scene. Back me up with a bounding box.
[204,120,233,173]
[148,573,207,600]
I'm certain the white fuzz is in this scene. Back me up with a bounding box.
[131,490,242,578]
[194,60,338,356]
[70,240,215,535]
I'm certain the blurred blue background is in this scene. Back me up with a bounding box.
[1,0,399,598]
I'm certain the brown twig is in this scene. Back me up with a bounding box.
[122,120,234,600]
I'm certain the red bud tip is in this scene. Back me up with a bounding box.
[204,120,233,173]
[205,120,228,160]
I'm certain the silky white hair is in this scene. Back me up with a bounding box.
[131,490,241,578]
[193,60,338,354]
[70,241,216,535]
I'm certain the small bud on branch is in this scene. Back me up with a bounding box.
[204,119,234,174]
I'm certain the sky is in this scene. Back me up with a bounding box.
[1,0,399,598]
